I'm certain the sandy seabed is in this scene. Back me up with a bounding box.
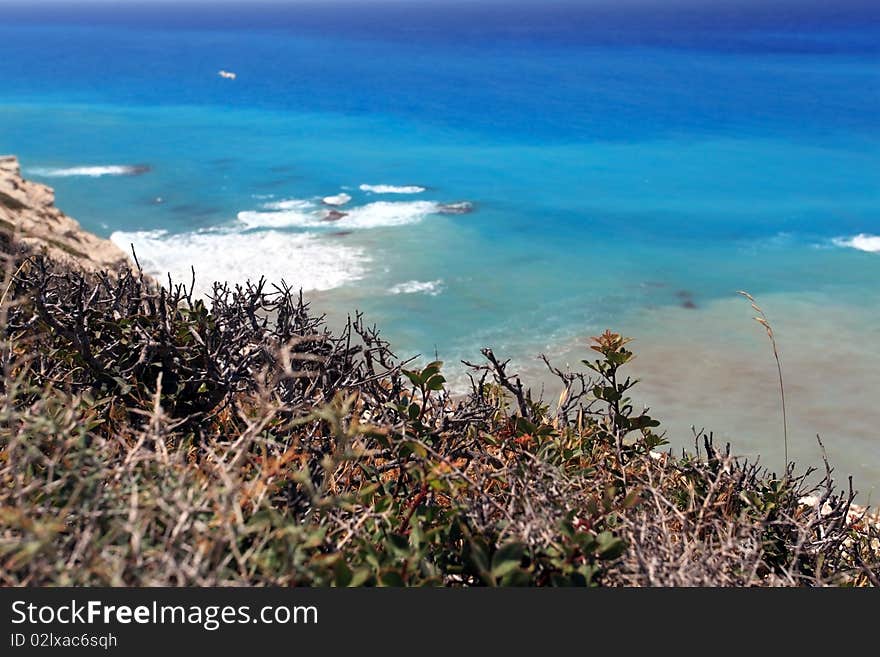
[594,291,880,500]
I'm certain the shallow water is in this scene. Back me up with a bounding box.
[525,291,880,500]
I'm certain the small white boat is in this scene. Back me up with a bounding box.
[218,70,237,80]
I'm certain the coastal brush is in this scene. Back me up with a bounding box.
[738,290,788,470]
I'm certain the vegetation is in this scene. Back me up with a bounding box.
[1,242,878,586]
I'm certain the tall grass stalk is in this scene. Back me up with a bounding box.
[738,291,788,469]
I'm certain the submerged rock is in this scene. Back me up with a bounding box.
[127,165,152,176]
[323,210,348,222]
[437,201,474,215]
[675,289,698,309]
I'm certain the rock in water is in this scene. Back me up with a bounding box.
[127,164,152,176]
[438,201,474,215]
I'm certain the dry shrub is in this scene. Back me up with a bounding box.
[0,248,877,586]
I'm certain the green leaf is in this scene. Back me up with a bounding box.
[499,568,532,587]
[467,540,491,579]
[386,533,410,557]
[378,569,405,587]
[333,559,353,587]
[402,369,422,387]
[596,531,626,560]
[349,569,372,587]
[421,361,443,380]
[425,374,446,391]
[491,541,525,578]
[515,417,537,435]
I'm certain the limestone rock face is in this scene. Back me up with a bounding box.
[0,155,130,272]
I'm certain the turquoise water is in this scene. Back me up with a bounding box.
[1,2,879,486]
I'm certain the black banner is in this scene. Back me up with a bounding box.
[0,587,874,654]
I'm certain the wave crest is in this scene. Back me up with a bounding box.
[323,193,352,206]
[27,165,151,178]
[388,280,444,296]
[359,184,426,194]
[833,234,880,253]
[237,199,444,230]
[110,228,368,296]
[341,201,439,228]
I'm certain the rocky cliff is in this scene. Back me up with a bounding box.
[0,155,130,272]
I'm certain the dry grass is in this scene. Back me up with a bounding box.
[739,290,788,467]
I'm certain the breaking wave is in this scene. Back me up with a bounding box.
[110,228,368,296]
[237,199,444,230]
[27,165,151,178]
[359,184,426,194]
[388,279,444,296]
[833,234,880,253]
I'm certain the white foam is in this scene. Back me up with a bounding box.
[110,228,368,297]
[323,193,352,206]
[834,234,880,253]
[388,279,444,296]
[359,184,426,194]
[237,209,321,229]
[261,199,313,210]
[237,199,442,230]
[27,165,148,178]
[237,199,319,229]
[338,201,440,229]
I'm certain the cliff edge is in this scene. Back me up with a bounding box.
[0,155,130,272]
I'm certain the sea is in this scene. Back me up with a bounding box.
[1,1,878,495]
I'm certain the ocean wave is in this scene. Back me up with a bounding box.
[359,184,426,194]
[322,193,352,206]
[237,198,318,228]
[237,209,320,229]
[340,201,440,228]
[110,228,368,296]
[27,165,151,178]
[260,199,314,211]
[388,279,444,296]
[237,199,443,230]
[833,234,880,253]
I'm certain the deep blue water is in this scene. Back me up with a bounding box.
[1,0,878,374]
